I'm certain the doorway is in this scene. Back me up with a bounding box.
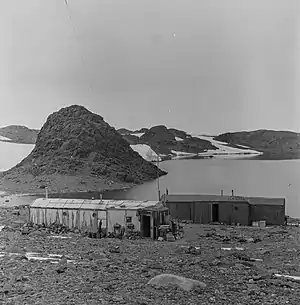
[212,204,219,222]
[141,215,151,237]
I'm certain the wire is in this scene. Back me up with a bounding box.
[63,0,93,99]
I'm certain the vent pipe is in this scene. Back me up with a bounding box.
[232,190,234,196]
[221,190,223,196]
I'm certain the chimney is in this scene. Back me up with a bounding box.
[232,190,234,196]
[221,190,224,196]
[45,186,48,199]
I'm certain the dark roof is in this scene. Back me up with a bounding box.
[162,194,285,206]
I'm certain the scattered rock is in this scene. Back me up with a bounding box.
[147,273,206,292]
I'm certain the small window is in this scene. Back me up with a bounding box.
[62,211,67,216]
[234,206,239,211]
[92,212,97,217]
[126,216,132,223]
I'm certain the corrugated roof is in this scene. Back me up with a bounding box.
[30,198,161,210]
[163,194,285,206]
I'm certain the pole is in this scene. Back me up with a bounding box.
[157,154,161,200]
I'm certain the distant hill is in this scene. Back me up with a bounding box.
[119,125,217,159]
[2,122,300,161]
[214,130,300,159]
[0,125,39,144]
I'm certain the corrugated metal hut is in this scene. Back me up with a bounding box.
[248,197,285,225]
[162,194,285,226]
[162,194,250,225]
[29,198,168,238]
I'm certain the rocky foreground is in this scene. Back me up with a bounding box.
[0,207,300,305]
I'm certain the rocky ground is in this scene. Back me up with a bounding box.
[0,206,300,305]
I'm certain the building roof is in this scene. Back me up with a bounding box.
[30,198,164,210]
[162,194,285,206]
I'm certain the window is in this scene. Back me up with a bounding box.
[92,212,97,217]
[62,211,67,216]
[126,216,132,223]
[234,206,239,211]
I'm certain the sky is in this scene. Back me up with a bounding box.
[0,0,299,135]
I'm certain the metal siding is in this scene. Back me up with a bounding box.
[231,202,250,226]
[218,202,233,224]
[250,205,285,225]
[194,202,212,224]
[107,210,125,232]
[167,202,192,220]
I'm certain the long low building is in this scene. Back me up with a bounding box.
[29,198,168,239]
[161,194,285,226]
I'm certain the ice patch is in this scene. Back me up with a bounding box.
[130,144,161,162]
[131,133,144,137]
[191,134,263,157]
[0,135,12,141]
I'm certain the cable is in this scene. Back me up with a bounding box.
[63,0,93,98]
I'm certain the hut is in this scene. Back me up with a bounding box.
[29,198,169,239]
[162,194,285,226]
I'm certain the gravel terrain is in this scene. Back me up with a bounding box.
[0,206,299,305]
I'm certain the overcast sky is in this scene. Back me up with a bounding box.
[0,0,299,134]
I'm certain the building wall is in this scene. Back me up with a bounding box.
[194,201,212,224]
[167,200,250,225]
[106,209,141,233]
[250,204,285,225]
[167,202,192,221]
[30,206,148,233]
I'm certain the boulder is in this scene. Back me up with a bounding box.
[147,273,206,292]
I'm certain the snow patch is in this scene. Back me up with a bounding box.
[171,150,197,159]
[131,133,144,137]
[191,134,263,158]
[175,137,184,141]
[130,144,161,162]
[0,135,12,141]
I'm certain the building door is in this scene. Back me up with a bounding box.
[212,204,219,222]
[141,215,151,237]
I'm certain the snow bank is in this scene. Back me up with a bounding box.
[170,150,197,160]
[0,135,12,141]
[191,134,263,158]
[130,144,161,162]
[131,133,144,138]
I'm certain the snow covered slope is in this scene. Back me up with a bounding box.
[192,135,263,158]
[130,144,162,162]
[0,135,12,141]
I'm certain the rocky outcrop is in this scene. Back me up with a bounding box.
[214,130,300,159]
[0,105,166,193]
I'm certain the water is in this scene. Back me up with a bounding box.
[1,140,300,217]
[114,158,300,218]
[0,142,34,172]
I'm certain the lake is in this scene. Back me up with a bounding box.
[114,158,300,218]
[1,141,299,217]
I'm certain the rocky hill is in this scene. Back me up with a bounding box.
[119,125,218,159]
[214,130,300,159]
[0,125,38,144]
[0,105,166,193]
